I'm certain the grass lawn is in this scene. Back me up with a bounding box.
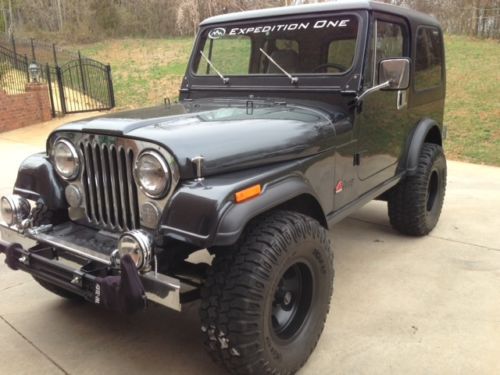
[80,35,500,166]
[80,38,194,109]
[443,36,499,166]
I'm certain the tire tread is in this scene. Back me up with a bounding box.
[388,143,447,236]
[200,210,333,374]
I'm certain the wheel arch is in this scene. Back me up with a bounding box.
[273,194,328,228]
[213,178,328,247]
[402,118,443,176]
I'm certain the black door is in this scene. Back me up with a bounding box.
[355,14,410,192]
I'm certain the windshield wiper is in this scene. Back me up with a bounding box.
[259,48,298,85]
[200,50,229,85]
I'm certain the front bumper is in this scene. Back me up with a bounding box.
[0,223,181,312]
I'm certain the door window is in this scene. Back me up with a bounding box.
[368,20,406,85]
[376,21,404,59]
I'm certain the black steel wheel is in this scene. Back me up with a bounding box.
[200,210,334,374]
[388,142,447,236]
[271,262,313,340]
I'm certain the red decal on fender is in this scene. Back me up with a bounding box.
[335,180,344,194]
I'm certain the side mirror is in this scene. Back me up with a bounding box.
[378,58,410,90]
[357,58,411,103]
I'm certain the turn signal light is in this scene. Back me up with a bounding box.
[235,184,262,203]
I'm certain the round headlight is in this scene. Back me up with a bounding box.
[1,195,30,226]
[134,151,170,199]
[117,230,153,270]
[52,139,80,180]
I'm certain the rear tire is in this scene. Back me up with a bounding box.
[388,143,447,236]
[200,211,334,374]
[33,277,83,300]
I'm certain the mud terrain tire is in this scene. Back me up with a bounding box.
[388,143,447,236]
[200,210,334,374]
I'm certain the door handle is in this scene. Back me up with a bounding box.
[397,90,407,110]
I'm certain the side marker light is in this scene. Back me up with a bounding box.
[235,184,262,203]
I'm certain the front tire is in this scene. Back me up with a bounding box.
[200,211,334,374]
[388,143,447,236]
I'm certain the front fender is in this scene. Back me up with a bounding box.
[159,160,326,248]
[214,175,322,246]
[13,153,66,210]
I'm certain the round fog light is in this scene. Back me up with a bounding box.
[65,185,82,208]
[140,202,160,229]
[117,230,153,270]
[1,195,30,226]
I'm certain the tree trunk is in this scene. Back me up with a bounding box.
[7,0,13,37]
[56,0,64,31]
[2,3,8,34]
[470,0,479,36]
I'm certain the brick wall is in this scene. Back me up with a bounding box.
[0,83,53,132]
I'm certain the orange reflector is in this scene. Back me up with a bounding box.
[235,184,262,203]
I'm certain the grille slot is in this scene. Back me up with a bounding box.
[80,141,139,231]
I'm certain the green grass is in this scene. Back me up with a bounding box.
[79,38,193,108]
[198,37,252,75]
[444,35,500,166]
[78,35,499,166]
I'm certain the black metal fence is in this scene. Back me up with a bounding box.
[0,33,115,116]
[0,45,29,94]
[0,33,79,66]
[43,57,115,115]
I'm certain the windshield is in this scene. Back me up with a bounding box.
[194,14,359,77]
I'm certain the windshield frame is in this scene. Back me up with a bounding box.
[186,10,368,91]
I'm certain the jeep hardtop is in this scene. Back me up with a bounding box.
[0,1,446,373]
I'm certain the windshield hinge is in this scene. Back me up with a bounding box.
[344,73,361,92]
[246,100,254,115]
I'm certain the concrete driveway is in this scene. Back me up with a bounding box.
[0,118,499,374]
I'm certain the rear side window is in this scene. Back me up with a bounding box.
[415,27,443,90]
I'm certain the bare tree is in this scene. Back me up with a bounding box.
[56,0,63,31]
[1,0,498,41]
[176,0,201,36]
[7,0,13,36]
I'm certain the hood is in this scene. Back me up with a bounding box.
[56,99,349,179]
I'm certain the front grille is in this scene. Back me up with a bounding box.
[79,140,140,231]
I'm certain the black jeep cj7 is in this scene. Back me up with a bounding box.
[0,1,446,373]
